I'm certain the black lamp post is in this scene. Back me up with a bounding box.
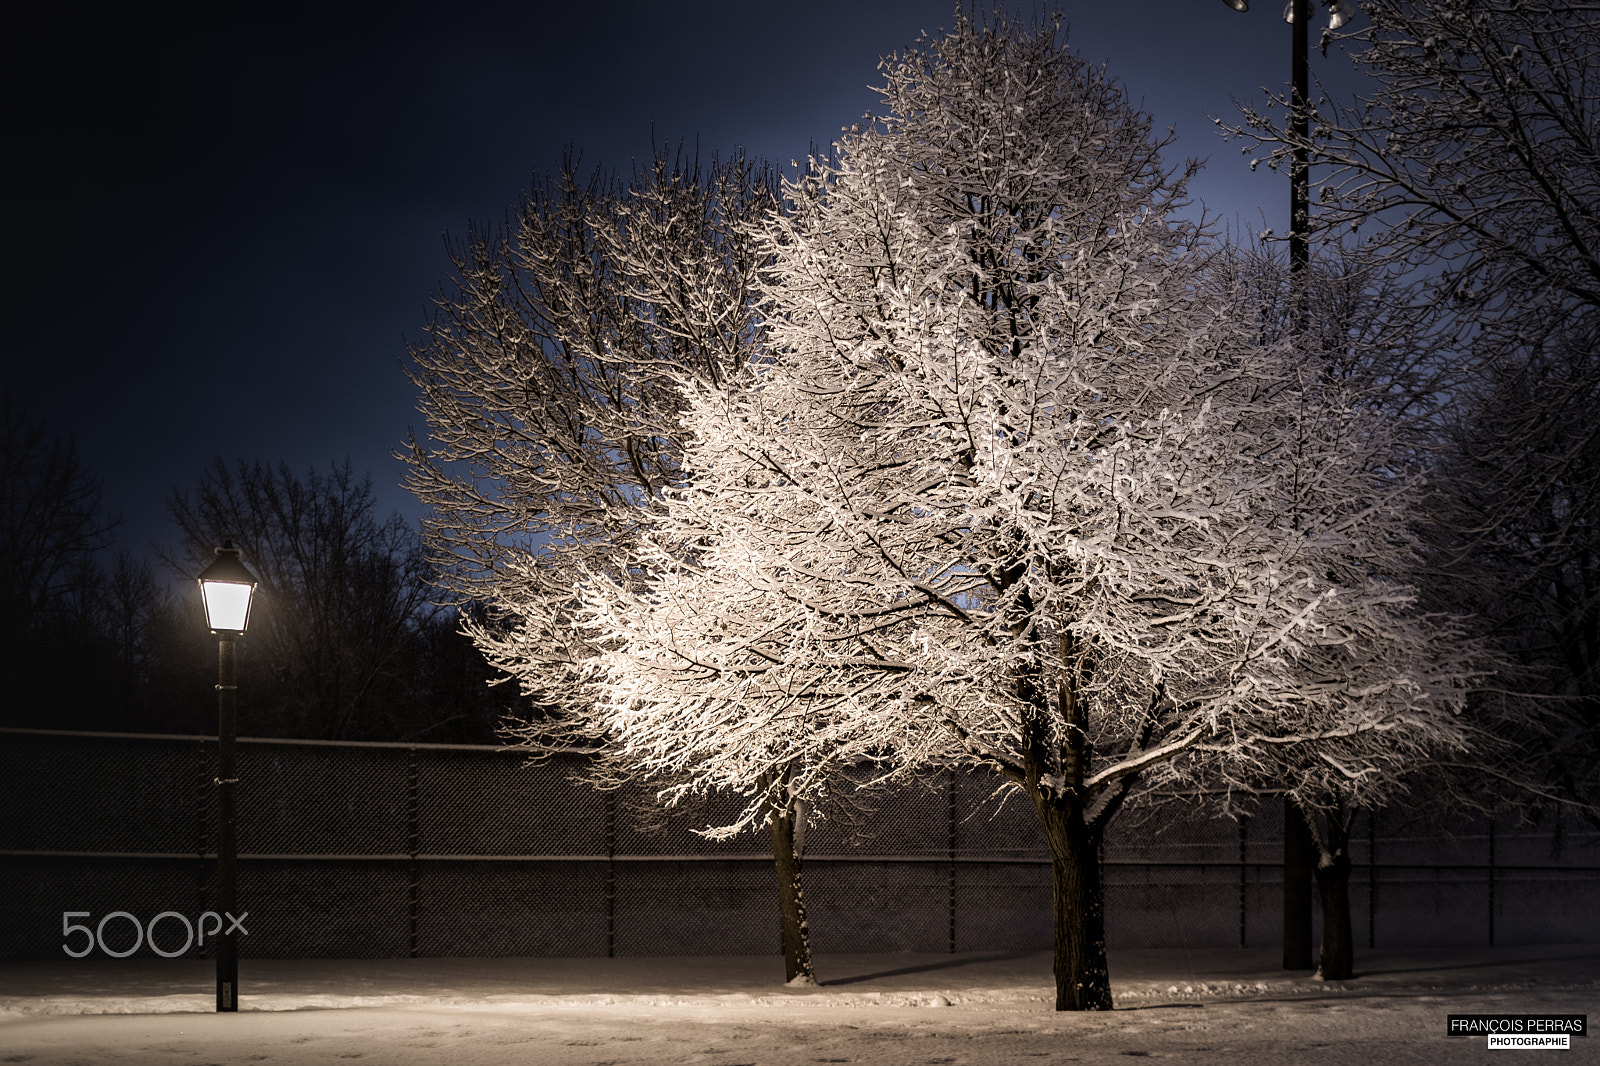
[1219,0,1355,336]
[198,539,257,1013]
[1219,0,1357,975]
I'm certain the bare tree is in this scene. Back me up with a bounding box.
[165,458,436,740]
[0,394,117,642]
[0,394,118,726]
[92,550,164,718]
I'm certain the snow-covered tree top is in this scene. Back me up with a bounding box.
[565,12,1481,837]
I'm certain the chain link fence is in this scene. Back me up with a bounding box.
[2,728,1595,960]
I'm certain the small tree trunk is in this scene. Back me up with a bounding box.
[1037,798,1112,1011]
[768,804,817,985]
[1314,813,1354,981]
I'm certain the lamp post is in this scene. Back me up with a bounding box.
[1219,0,1355,336]
[1219,0,1357,975]
[198,539,257,1013]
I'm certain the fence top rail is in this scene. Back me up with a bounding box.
[0,726,531,755]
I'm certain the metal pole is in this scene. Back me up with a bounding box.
[1290,0,1311,340]
[408,747,420,958]
[196,740,208,936]
[1239,814,1249,948]
[1283,0,1317,973]
[605,790,616,958]
[1488,814,1496,947]
[948,772,957,954]
[216,634,239,1012]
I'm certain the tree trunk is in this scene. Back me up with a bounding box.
[768,803,817,985]
[1037,798,1112,1011]
[1314,813,1354,981]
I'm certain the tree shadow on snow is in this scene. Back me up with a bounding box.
[821,951,1040,986]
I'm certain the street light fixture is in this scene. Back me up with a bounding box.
[199,542,258,633]
[198,539,257,1013]
[1281,0,1357,30]
[1221,0,1356,25]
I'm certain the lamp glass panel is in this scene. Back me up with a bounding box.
[202,581,254,632]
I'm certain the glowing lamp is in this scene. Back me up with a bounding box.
[198,540,258,633]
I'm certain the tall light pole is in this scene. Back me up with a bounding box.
[1218,0,1356,975]
[198,539,258,1013]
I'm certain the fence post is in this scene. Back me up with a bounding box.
[606,790,616,958]
[1488,813,1496,948]
[1239,814,1248,948]
[408,748,420,958]
[196,740,209,949]
[948,772,957,954]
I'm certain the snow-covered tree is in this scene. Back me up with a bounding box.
[1197,238,1472,980]
[572,13,1480,1010]
[403,149,774,621]
[401,150,845,983]
[1225,0,1600,822]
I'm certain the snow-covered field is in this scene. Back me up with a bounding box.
[1,946,1594,1064]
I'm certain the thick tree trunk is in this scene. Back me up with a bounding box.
[1037,798,1113,1011]
[1314,813,1354,981]
[768,804,816,985]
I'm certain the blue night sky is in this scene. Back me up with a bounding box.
[8,0,1369,566]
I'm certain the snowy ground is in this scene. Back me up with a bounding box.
[0,945,1594,1064]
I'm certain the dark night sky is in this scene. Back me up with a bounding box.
[7,0,1368,568]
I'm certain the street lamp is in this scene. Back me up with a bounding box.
[1282,0,1357,30]
[198,539,257,1013]
[1219,0,1357,976]
[1218,0,1355,24]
